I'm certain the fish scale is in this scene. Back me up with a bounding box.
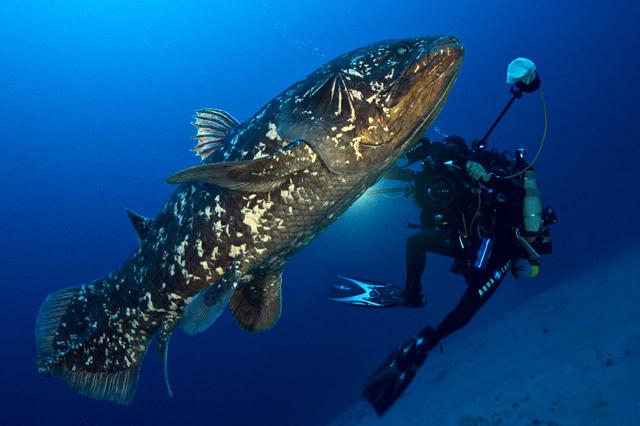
[35,35,463,404]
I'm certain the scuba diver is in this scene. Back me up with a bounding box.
[328,58,557,415]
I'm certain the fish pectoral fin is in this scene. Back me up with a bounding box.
[167,140,318,192]
[124,208,153,242]
[179,283,232,335]
[191,108,240,160]
[230,272,282,332]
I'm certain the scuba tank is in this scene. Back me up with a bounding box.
[512,148,556,279]
[523,169,543,234]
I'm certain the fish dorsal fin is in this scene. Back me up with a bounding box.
[179,283,232,335]
[191,108,240,160]
[167,140,318,192]
[230,272,282,332]
[125,208,153,242]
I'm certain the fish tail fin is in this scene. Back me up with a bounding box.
[36,283,152,404]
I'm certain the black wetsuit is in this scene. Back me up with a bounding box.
[387,141,525,347]
[419,173,524,347]
[365,142,538,416]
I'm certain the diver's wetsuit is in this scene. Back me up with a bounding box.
[364,141,528,416]
[388,140,525,346]
[364,150,526,416]
[425,177,524,349]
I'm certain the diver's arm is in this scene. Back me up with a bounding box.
[466,161,525,200]
[383,165,415,182]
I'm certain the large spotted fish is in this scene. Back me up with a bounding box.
[36,35,463,404]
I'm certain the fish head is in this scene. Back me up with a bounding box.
[277,35,463,176]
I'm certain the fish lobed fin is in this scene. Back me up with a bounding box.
[167,140,317,192]
[179,283,232,335]
[230,272,282,332]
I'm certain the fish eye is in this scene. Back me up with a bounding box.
[395,45,409,56]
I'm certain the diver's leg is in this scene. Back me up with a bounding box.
[422,257,511,347]
[404,229,459,306]
[362,257,510,416]
[404,231,428,303]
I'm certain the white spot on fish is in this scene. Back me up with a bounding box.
[350,89,363,100]
[143,292,155,311]
[214,203,225,216]
[371,81,385,92]
[385,68,395,80]
[229,244,247,258]
[353,142,363,160]
[346,68,364,78]
[266,122,281,140]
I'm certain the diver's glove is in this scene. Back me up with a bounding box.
[466,161,491,183]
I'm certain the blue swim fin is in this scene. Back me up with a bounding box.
[328,276,404,308]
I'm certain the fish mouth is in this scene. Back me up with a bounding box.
[357,36,463,150]
[404,65,459,142]
[428,35,463,55]
[397,36,463,148]
[426,35,464,67]
[384,35,463,109]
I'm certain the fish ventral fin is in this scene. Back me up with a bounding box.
[230,272,282,332]
[36,284,152,405]
[167,139,318,192]
[191,108,240,160]
[179,283,233,335]
[124,208,153,242]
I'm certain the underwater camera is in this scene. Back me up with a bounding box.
[416,149,477,215]
[420,166,466,210]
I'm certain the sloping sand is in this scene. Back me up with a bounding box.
[328,248,640,426]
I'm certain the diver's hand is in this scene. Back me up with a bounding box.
[466,161,491,183]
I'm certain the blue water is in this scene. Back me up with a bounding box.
[1,1,638,425]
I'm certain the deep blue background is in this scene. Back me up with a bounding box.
[1,1,638,425]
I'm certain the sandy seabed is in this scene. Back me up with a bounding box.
[328,248,640,426]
